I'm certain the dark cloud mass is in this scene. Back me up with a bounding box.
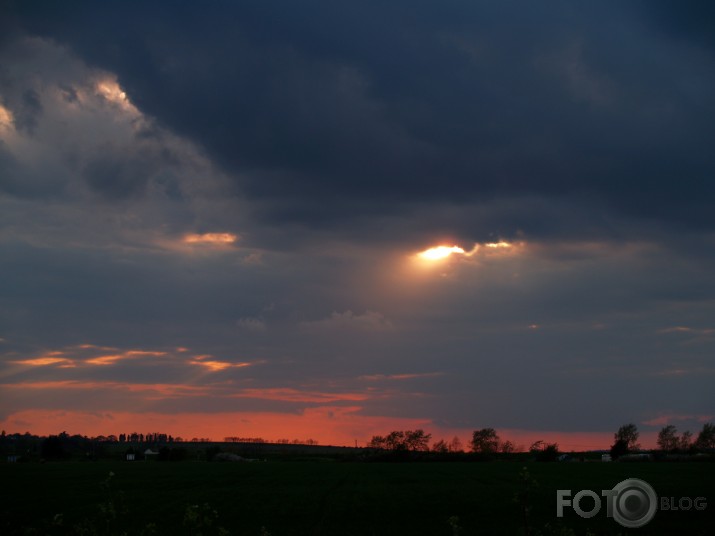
[0,1,713,444]
[5,0,715,232]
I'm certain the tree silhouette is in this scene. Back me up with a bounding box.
[448,436,463,453]
[528,440,544,453]
[610,439,629,460]
[470,428,499,453]
[404,430,432,451]
[432,439,449,453]
[695,422,715,450]
[368,435,387,449]
[610,423,640,460]
[385,431,406,451]
[657,425,679,451]
[368,429,431,451]
[499,440,515,454]
[614,423,640,451]
[679,430,693,451]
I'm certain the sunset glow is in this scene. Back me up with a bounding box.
[0,104,13,129]
[417,245,465,260]
[183,232,238,245]
[0,408,661,451]
[2,2,713,475]
[189,356,252,372]
[96,81,127,103]
[11,357,75,367]
[485,241,513,249]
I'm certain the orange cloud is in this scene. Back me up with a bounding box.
[10,357,76,368]
[188,355,253,372]
[85,350,167,366]
[183,232,238,245]
[0,104,14,130]
[0,380,211,398]
[75,344,117,351]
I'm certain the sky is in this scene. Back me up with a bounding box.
[0,0,714,450]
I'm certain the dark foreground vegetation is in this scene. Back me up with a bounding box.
[2,424,713,534]
[1,458,713,536]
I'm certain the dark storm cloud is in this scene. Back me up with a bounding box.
[12,88,42,134]
[638,0,715,49]
[1,1,714,441]
[5,0,715,237]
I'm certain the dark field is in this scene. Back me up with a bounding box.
[1,461,713,535]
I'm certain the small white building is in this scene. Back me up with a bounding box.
[601,454,612,462]
[126,453,135,461]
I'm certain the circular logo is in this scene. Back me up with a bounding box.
[611,478,658,528]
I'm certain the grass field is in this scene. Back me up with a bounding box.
[1,460,712,535]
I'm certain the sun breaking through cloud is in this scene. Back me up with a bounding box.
[1,2,714,453]
[417,245,466,260]
[416,241,518,262]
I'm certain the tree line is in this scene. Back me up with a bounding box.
[367,428,559,460]
[611,422,715,459]
[366,421,715,459]
[3,421,714,462]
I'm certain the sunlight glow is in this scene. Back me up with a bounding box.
[95,80,133,111]
[183,232,238,245]
[414,240,522,264]
[418,245,465,260]
[0,105,13,130]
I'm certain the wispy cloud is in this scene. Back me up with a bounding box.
[10,356,75,368]
[643,413,715,427]
[300,310,393,332]
[230,388,373,403]
[85,350,168,366]
[237,317,267,332]
[188,355,253,372]
[0,380,211,398]
[358,372,445,381]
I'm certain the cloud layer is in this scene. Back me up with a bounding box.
[1,1,714,447]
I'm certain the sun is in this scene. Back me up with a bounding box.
[417,245,465,260]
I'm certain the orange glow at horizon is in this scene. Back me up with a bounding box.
[0,409,658,450]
